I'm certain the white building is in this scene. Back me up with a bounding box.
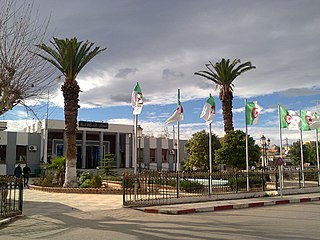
[0,119,186,175]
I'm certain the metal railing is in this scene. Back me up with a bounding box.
[0,176,23,218]
[123,169,320,207]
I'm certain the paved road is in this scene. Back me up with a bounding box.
[0,190,320,239]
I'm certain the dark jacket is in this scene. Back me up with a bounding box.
[23,166,31,176]
[14,166,22,177]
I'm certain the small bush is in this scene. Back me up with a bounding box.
[108,175,122,181]
[80,179,92,188]
[91,175,102,188]
[180,180,205,193]
[78,172,93,186]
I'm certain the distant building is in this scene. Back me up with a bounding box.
[0,119,187,175]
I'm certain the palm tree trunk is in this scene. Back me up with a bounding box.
[62,80,80,188]
[221,91,234,132]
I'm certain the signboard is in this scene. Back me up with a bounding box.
[78,121,109,129]
[277,157,284,166]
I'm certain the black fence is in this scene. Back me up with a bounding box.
[122,169,320,207]
[0,176,23,219]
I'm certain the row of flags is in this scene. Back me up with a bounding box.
[245,102,320,131]
[131,82,217,125]
[131,82,320,130]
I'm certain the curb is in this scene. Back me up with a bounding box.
[139,196,320,215]
[0,215,23,227]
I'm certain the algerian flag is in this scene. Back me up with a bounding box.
[279,106,301,130]
[166,89,183,124]
[301,110,320,131]
[200,94,215,125]
[245,101,263,125]
[131,82,143,115]
[312,112,320,130]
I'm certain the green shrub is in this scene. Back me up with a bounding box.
[78,172,93,186]
[91,175,102,188]
[228,175,264,190]
[80,179,92,188]
[108,175,122,181]
[180,180,205,193]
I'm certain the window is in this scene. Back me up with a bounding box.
[56,144,64,157]
[16,146,27,163]
[0,145,6,163]
[150,149,156,163]
[162,149,168,162]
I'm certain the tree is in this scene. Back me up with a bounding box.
[183,130,221,171]
[36,38,106,187]
[289,141,318,166]
[0,0,54,115]
[215,130,260,169]
[195,58,256,132]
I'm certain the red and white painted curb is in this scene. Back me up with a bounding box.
[140,196,320,215]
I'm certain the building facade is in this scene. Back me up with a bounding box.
[0,120,187,175]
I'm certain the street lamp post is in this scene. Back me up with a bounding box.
[260,135,271,168]
[260,135,271,191]
[137,125,143,173]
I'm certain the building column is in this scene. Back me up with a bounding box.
[115,133,120,168]
[125,133,130,168]
[82,131,86,168]
[99,131,104,166]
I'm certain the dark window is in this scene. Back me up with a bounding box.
[0,145,6,163]
[150,149,156,163]
[162,149,168,162]
[56,144,64,157]
[16,146,27,163]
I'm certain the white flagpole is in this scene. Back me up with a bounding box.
[177,120,180,172]
[209,122,212,194]
[278,105,283,197]
[133,115,138,174]
[176,89,181,173]
[245,99,250,191]
[315,129,319,185]
[278,106,283,159]
[299,110,305,187]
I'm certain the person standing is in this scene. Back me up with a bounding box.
[23,164,31,187]
[14,164,22,178]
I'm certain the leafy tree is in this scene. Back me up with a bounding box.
[215,130,260,169]
[183,130,221,171]
[100,153,116,187]
[36,38,106,187]
[0,0,54,115]
[289,141,319,165]
[195,58,256,132]
[46,156,66,186]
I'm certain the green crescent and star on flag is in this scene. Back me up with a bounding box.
[301,110,320,131]
[166,89,183,124]
[131,82,143,115]
[279,106,301,130]
[245,101,263,125]
[200,94,215,125]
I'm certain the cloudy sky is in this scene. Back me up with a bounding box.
[3,0,320,146]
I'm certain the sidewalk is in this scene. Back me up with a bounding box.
[137,192,320,215]
[1,189,320,227]
[0,189,123,227]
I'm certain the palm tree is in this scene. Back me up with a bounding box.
[195,58,256,132]
[36,37,106,187]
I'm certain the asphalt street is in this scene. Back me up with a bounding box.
[0,189,320,239]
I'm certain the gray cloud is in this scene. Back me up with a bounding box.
[278,88,320,97]
[115,68,138,79]
[33,0,320,107]
[162,69,184,80]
